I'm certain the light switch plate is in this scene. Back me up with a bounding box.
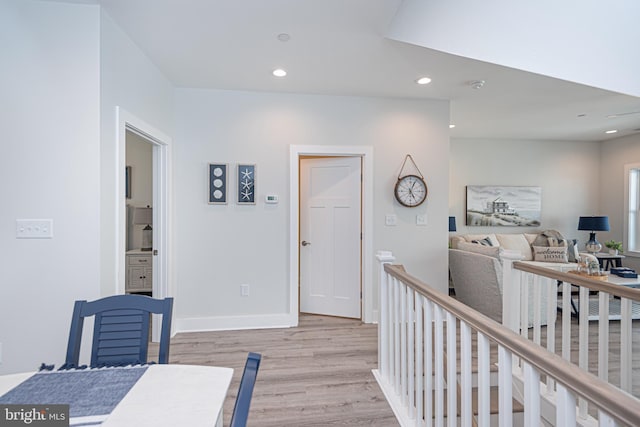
[385,214,397,226]
[16,219,53,239]
[241,284,250,297]
[416,214,427,226]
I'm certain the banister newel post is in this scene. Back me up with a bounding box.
[376,250,395,379]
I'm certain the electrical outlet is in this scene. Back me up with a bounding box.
[241,284,250,297]
[16,219,53,239]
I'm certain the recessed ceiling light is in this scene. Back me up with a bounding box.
[273,69,287,77]
[416,77,432,85]
[449,124,456,129]
[277,33,290,42]
[605,129,618,134]
[469,80,485,89]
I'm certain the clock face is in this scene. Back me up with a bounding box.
[394,175,428,207]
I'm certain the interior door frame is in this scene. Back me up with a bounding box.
[116,107,172,322]
[289,145,374,325]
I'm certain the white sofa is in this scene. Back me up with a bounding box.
[448,231,595,325]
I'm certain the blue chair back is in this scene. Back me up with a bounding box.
[230,352,262,427]
[65,294,173,367]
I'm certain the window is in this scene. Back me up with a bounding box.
[625,163,640,256]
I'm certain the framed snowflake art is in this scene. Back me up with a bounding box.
[237,164,256,204]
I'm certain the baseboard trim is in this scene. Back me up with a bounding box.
[175,313,296,333]
[372,369,410,426]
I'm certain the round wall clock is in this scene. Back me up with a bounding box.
[394,174,428,207]
[394,154,428,207]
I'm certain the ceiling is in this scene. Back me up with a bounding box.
[66,0,640,141]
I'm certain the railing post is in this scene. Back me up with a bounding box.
[501,251,524,332]
[376,250,395,382]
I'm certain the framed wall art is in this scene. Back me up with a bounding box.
[237,164,256,204]
[466,185,541,227]
[208,163,228,204]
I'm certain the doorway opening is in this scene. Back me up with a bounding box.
[116,107,171,341]
[289,145,374,326]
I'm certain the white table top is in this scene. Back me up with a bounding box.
[593,252,625,259]
[607,274,640,288]
[0,364,234,427]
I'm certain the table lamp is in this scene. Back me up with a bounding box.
[578,216,609,253]
[449,216,457,232]
[134,206,153,251]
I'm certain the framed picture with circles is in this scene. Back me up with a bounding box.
[208,163,228,204]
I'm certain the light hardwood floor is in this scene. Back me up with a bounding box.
[166,314,399,427]
[158,312,640,426]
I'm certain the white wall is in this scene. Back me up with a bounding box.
[173,89,449,330]
[100,10,174,296]
[601,135,640,272]
[0,0,101,373]
[450,139,601,245]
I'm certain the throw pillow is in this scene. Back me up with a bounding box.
[463,234,500,247]
[457,241,503,259]
[532,246,568,263]
[567,239,579,263]
[531,230,578,262]
[471,237,495,246]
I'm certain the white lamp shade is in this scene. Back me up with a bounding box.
[133,207,152,225]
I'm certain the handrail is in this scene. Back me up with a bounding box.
[513,261,640,301]
[384,263,640,426]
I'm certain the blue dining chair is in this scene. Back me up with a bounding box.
[64,294,174,368]
[230,352,262,427]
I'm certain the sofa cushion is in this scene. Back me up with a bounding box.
[532,245,569,263]
[458,241,503,259]
[462,234,499,247]
[495,234,533,260]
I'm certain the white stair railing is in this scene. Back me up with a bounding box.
[375,251,640,427]
[504,260,640,400]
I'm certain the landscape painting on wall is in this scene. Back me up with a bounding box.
[466,185,541,226]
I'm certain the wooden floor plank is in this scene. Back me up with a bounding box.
[166,314,399,426]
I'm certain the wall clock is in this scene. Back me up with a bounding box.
[394,155,428,207]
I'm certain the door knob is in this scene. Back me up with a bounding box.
[301,241,311,246]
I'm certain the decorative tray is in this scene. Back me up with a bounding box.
[567,270,609,281]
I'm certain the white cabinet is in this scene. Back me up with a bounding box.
[126,250,152,293]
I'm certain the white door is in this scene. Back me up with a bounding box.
[300,156,362,318]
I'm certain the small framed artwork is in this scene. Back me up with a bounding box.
[237,164,256,204]
[208,163,228,204]
[125,166,132,199]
